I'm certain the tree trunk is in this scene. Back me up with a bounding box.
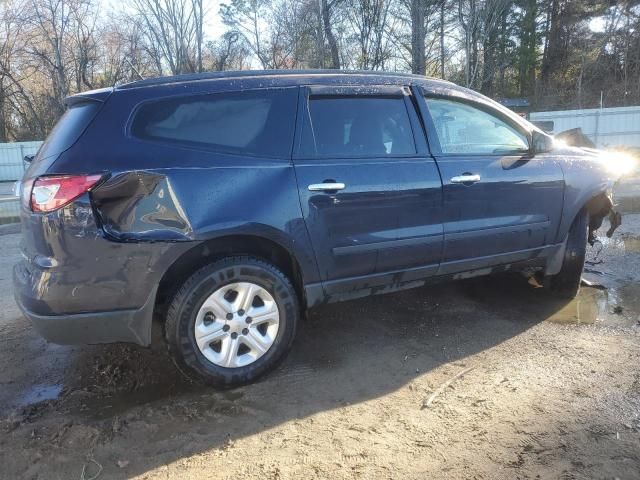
[471,19,478,87]
[411,0,425,74]
[481,32,496,95]
[518,0,536,98]
[194,0,204,72]
[322,0,340,69]
[498,9,506,96]
[0,86,6,142]
[540,0,560,84]
[440,0,445,79]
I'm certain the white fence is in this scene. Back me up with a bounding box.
[0,141,43,182]
[530,105,640,148]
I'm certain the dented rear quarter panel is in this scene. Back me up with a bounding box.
[14,192,193,315]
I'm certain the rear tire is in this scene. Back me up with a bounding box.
[546,209,588,299]
[164,256,299,387]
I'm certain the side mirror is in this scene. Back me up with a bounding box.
[24,154,35,163]
[532,131,554,154]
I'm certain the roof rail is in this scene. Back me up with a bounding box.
[117,69,441,90]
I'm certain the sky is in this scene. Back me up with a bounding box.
[200,0,226,38]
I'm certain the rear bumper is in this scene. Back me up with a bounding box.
[14,277,157,346]
[13,195,195,346]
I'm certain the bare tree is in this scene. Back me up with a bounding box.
[0,0,47,139]
[220,0,272,68]
[2,0,640,142]
[205,31,250,71]
[457,0,510,88]
[25,0,75,118]
[131,0,205,74]
[345,0,394,70]
[97,13,161,85]
[69,0,98,90]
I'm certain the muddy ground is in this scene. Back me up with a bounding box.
[1,216,639,480]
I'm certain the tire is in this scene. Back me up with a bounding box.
[164,256,299,387]
[546,209,588,299]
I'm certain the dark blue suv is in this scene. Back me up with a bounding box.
[14,70,619,386]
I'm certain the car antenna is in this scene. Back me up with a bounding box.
[125,59,145,81]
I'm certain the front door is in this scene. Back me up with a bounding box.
[293,85,443,292]
[417,93,565,274]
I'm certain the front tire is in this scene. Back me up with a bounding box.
[546,209,588,299]
[165,256,299,387]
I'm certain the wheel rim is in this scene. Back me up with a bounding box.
[194,282,280,368]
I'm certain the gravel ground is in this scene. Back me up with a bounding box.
[0,217,639,479]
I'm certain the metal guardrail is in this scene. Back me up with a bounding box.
[0,141,43,182]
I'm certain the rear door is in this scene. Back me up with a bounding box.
[292,85,443,291]
[416,93,565,274]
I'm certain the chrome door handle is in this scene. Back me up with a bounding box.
[308,182,346,192]
[450,174,481,184]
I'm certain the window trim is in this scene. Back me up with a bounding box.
[418,93,533,158]
[307,84,407,97]
[126,87,299,159]
[293,85,421,160]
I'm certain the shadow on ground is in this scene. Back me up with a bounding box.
[1,272,578,477]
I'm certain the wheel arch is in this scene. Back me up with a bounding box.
[154,233,308,321]
[557,186,614,244]
[583,191,615,243]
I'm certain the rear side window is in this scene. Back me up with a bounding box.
[301,97,416,157]
[37,102,101,161]
[131,88,297,157]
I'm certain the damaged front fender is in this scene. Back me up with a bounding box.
[554,146,623,245]
[585,192,621,245]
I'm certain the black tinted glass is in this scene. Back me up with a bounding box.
[37,102,101,161]
[302,97,416,156]
[132,88,297,157]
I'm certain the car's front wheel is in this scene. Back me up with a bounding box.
[546,209,588,299]
[164,256,299,387]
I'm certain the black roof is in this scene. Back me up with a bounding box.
[117,69,451,90]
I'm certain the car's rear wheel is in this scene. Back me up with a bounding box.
[165,256,299,387]
[546,209,588,299]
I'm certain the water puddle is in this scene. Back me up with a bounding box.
[18,383,63,407]
[547,282,640,327]
[595,235,640,253]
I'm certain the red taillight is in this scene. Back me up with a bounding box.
[30,174,103,213]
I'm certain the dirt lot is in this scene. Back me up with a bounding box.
[1,216,639,480]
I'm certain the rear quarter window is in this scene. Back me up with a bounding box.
[130,88,298,158]
[36,102,101,161]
